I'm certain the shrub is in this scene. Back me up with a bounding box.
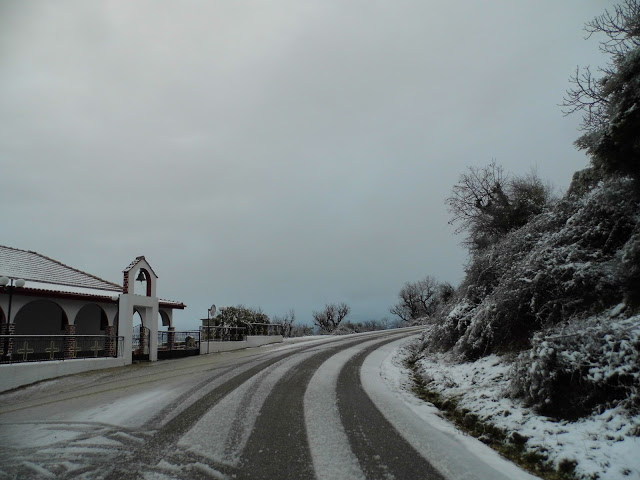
[509,313,640,419]
[428,177,640,359]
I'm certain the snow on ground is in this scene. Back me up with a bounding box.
[179,349,319,466]
[364,336,540,480]
[305,337,397,480]
[275,327,423,351]
[410,342,640,480]
[70,388,176,426]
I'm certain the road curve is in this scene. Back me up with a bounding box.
[0,329,535,480]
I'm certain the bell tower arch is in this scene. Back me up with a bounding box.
[119,256,160,362]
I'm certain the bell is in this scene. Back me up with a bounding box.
[136,271,146,282]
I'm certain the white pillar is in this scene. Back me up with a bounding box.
[118,294,134,365]
[149,303,158,362]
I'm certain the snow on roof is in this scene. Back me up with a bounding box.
[22,281,122,298]
[1,245,186,309]
[0,245,121,292]
[159,299,186,309]
[123,255,158,278]
[18,281,185,308]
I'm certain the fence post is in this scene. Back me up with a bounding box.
[0,322,5,359]
[105,325,116,357]
[3,323,15,360]
[139,327,147,355]
[168,326,175,351]
[64,324,76,359]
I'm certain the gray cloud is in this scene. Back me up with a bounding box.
[1,1,608,327]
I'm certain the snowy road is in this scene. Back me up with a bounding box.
[0,329,538,480]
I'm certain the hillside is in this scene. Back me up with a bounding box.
[409,2,640,477]
[411,177,640,479]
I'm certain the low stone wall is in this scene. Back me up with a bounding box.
[0,357,127,393]
[1,336,285,392]
[199,335,283,355]
[199,340,248,354]
[247,335,283,347]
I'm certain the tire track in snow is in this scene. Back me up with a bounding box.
[103,335,387,479]
[0,362,230,415]
[178,348,319,466]
[337,338,446,480]
[144,356,268,429]
[0,330,424,479]
[234,336,386,480]
[0,422,150,479]
[235,332,417,480]
[102,347,306,480]
[304,333,412,480]
[0,345,299,416]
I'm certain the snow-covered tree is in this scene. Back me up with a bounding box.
[432,176,640,359]
[562,0,640,179]
[416,1,640,422]
[272,309,296,337]
[446,161,553,250]
[215,305,270,327]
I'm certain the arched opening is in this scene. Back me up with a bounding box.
[159,310,171,331]
[133,268,151,297]
[132,309,144,330]
[157,311,171,353]
[132,309,149,360]
[14,300,68,335]
[75,304,108,335]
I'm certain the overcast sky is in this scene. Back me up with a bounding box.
[1,1,610,329]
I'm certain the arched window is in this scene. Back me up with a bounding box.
[14,300,68,335]
[75,304,109,335]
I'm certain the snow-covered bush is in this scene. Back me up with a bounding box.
[422,300,475,352]
[427,177,640,360]
[509,311,640,418]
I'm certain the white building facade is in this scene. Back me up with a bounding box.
[0,246,185,391]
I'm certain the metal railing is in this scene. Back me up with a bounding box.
[199,323,283,342]
[201,325,247,342]
[245,323,283,336]
[0,335,124,364]
[132,325,150,356]
[158,330,201,351]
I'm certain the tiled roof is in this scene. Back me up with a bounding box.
[0,245,121,292]
[123,256,158,278]
[159,299,186,309]
[1,245,186,309]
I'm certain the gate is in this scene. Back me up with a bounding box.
[157,330,200,359]
[132,325,150,361]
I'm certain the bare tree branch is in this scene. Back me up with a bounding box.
[446,162,554,250]
[312,302,351,333]
[389,276,445,323]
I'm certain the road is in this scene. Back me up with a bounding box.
[0,329,537,480]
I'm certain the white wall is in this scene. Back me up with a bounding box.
[199,335,283,355]
[2,336,284,392]
[0,357,127,393]
[247,335,284,347]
